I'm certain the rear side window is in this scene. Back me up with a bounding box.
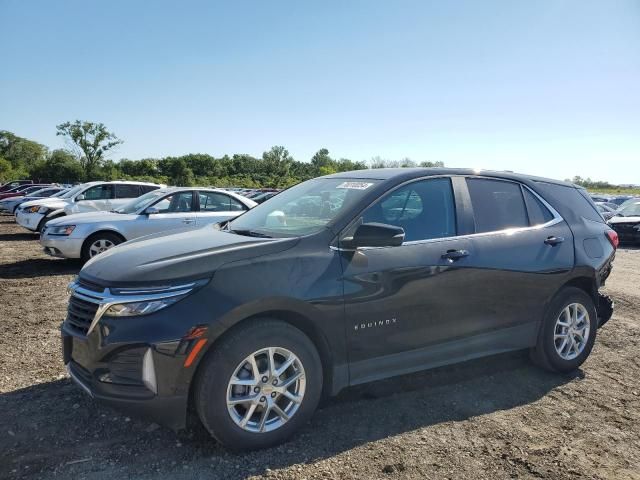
[523,188,554,225]
[115,184,141,199]
[140,185,160,194]
[466,178,528,233]
[199,191,246,212]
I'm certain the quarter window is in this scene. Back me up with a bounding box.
[199,192,246,212]
[523,188,554,225]
[466,178,528,233]
[360,178,456,242]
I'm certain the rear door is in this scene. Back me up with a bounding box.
[459,177,575,336]
[113,184,142,209]
[195,191,248,226]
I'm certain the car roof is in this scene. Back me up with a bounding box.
[321,167,575,187]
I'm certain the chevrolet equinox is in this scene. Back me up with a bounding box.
[63,168,617,450]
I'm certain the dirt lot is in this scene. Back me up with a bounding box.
[1,213,639,480]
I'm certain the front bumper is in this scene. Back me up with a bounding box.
[16,210,44,231]
[61,282,215,430]
[41,234,84,259]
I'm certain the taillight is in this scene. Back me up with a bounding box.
[605,230,619,250]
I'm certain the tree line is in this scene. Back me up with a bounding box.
[0,121,445,188]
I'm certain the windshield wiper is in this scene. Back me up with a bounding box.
[229,229,272,238]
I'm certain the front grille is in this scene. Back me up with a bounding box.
[66,296,99,335]
[77,277,105,293]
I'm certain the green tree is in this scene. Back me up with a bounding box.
[261,146,294,187]
[56,121,123,179]
[29,149,83,183]
[0,157,13,182]
[0,131,47,169]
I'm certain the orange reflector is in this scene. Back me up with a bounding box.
[184,339,207,367]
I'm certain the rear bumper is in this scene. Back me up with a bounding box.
[597,292,614,327]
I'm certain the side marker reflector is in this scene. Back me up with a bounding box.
[184,339,207,367]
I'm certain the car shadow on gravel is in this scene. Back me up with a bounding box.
[0,350,579,479]
[0,231,39,242]
[0,258,82,279]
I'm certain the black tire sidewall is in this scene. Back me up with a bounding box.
[195,319,323,450]
[540,287,598,372]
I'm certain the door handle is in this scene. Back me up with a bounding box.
[544,236,564,246]
[441,249,469,261]
[182,218,195,224]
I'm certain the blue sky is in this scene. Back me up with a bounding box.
[1,0,639,184]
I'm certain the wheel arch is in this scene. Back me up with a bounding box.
[187,304,341,413]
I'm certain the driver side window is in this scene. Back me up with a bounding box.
[360,178,456,242]
[152,192,193,213]
[81,185,113,201]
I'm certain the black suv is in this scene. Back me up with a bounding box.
[63,169,617,449]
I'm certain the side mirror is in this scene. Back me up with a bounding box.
[144,206,160,215]
[75,194,85,201]
[344,222,405,249]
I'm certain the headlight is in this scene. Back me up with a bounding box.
[38,206,50,214]
[29,206,41,213]
[47,225,76,235]
[104,297,184,317]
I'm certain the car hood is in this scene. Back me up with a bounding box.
[20,197,69,209]
[80,226,299,285]
[609,216,640,224]
[47,211,136,226]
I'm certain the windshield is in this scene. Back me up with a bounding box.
[618,202,640,217]
[114,190,167,214]
[51,189,69,197]
[228,178,380,237]
[617,198,640,211]
[60,185,85,199]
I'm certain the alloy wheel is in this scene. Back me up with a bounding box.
[554,302,591,361]
[226,347,306,433]
[89,239,115,257]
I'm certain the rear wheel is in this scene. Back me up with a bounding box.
[194,319,322,450]
[531,287,598,372]
[81,232,124,262]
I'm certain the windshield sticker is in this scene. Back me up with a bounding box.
[336,182,374,190]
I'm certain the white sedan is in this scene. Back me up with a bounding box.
[40,187,256,261]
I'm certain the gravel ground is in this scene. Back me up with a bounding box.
[1,213,639,480]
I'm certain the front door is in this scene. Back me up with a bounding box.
[340,177,477,380]
[130,191,197,238]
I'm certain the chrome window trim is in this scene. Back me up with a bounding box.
[332,176,565,252]
[67,281,198,335]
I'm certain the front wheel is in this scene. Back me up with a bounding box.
[81,232,124,262]
[194,319,322,450]
[531,287,598,373]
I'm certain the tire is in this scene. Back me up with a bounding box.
[194,318,322,450]
[81,232,124,262]
[530,287,598,373]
